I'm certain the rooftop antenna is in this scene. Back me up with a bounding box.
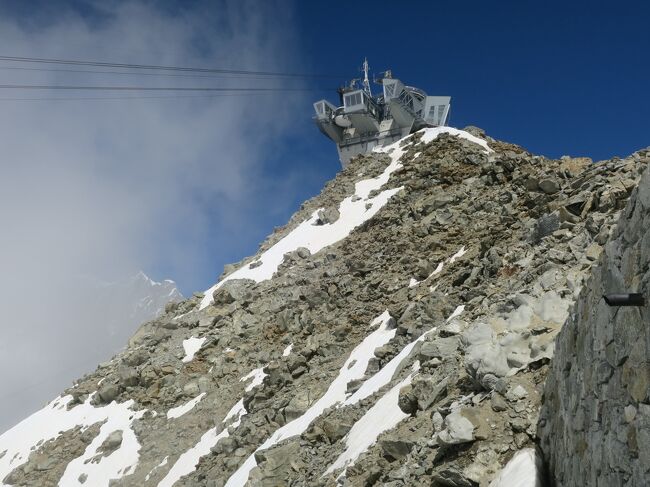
[362,58,372,96]
[374,69,392,85]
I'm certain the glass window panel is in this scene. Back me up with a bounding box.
[438,105,446,124]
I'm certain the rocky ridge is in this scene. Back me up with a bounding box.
[0,127,648,487]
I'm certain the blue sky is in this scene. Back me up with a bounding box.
[295,0,650,159]
[191,0,650,296]
[1,0,649,298]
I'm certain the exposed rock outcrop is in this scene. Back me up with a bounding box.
[1,127,648,487]
[539,164,650,486]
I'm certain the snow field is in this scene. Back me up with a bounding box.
[0,395,145,487]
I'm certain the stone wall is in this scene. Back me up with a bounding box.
[539,164,650,486]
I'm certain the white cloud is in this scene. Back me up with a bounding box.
[0,0,306,432]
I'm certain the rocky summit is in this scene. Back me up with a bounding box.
[1,126,648,487]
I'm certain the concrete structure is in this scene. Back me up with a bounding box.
[314,59,451,167]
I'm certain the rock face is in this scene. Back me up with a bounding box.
[0,127,648,487]
[538,166,650,486]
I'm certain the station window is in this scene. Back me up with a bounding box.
[345,92,362,107]
[437,105,446,124]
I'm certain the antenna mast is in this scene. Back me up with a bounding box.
[362,58,372,96]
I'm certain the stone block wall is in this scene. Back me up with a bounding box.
[538,165,650,486]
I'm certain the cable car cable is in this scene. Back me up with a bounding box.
[0,54,345,79]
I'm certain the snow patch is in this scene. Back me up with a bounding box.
[447,305,465,322]
[449,246,467,264]
[144,456,168,482]
[424,247,469,285]
[181,336,206,363]
[489,448,543,487]
[199,137,410,310]
[282,343,293,357]
[429,262,444,278]
[167,393,206,420]
[321,306,467,476]
[157,401,246,487]
[419,126,492,153]
[324,374,414,475]
[240,366,267,392]
[158,363,268,487]
[344,306,461,406]
[224,311,397,487]
[0,395,146,487]
[408,278,420,288]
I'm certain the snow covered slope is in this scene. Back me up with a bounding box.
[1,127,648,487]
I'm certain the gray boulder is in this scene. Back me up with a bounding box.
[98,430,123,455]
[117,366,139,387]
[316,207,340,225]
[531,212,560,243]
[431,468,477,487]
[436,410,476,446]
[411,376,448,411]
[380,439,414,461]
[538,178,560,194]
[284,390,313,422]
[418,337,459,362]
[212,279,255,305]
[322,419,352,443]
[97,383,120,404]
